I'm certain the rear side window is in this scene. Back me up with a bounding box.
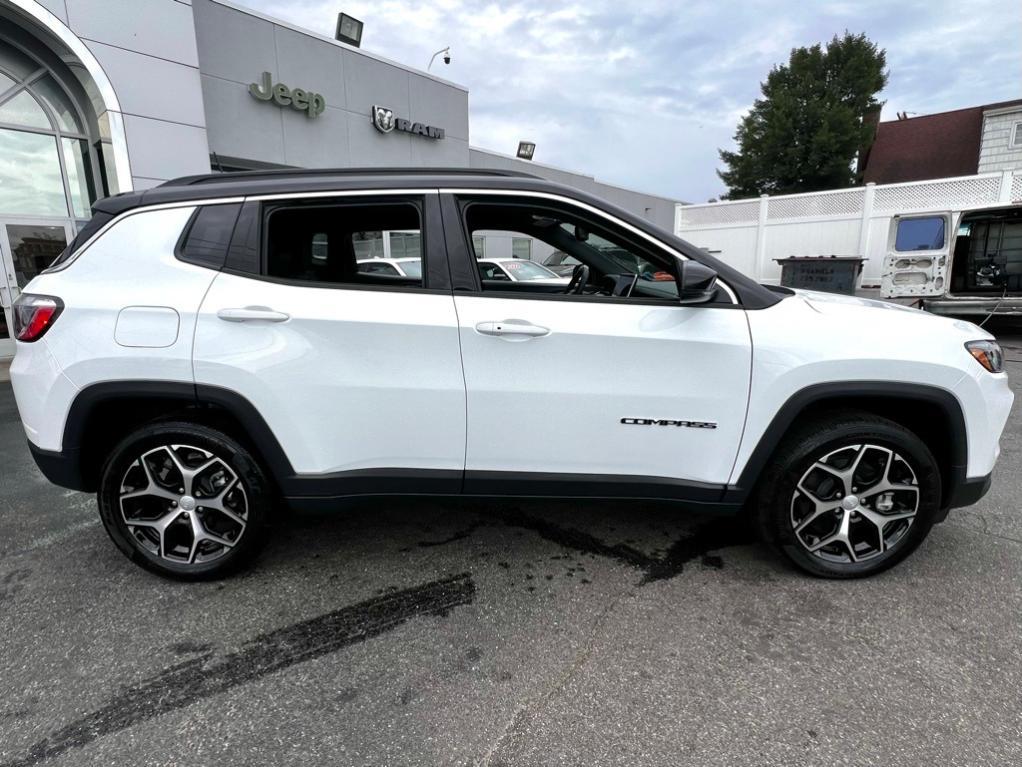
[895,216,945,252]
[264,201,425,289]
[178,203,242,269]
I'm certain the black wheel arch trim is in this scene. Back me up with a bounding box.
[726,381,968,509]
[55,381,297,493]
[62,381,199,452]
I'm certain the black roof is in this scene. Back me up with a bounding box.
[95,167,565,216]
[91,167,777,308]
[166,167,541,186]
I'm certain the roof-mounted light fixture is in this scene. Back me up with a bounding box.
[335,13,363,47]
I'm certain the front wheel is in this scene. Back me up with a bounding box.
[98,421,271,580]
[756,411,942,578]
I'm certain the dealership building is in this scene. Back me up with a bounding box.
[0,0,679,355]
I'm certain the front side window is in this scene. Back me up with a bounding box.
[498,260,560,281]
[511,237,532,260]
[544,251,579,267]
[265,201,424,288]
[463,199,683,301]
[895,216,946,252]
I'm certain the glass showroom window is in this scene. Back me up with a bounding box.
[0,40,98,221]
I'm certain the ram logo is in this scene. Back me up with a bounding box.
[621,417,717,429]
[372,104,396,133]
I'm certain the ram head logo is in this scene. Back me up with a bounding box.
[371,104,395,134]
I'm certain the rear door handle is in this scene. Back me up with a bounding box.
[217,306,290,323]
[475,320,550,338]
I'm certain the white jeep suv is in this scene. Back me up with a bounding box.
[9,169,1013,580]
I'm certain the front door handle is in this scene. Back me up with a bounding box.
[475,319,550,338]
[217,306,290,323]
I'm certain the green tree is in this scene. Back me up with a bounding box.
[718,32,888,199]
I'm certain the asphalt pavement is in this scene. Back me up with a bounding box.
[1,328,1020,767]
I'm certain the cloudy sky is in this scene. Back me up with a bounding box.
[240,0,1020,202]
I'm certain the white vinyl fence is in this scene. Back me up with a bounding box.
[676,170,1022,287]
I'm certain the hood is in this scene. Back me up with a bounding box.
[789,288,995,341]
[792,288,920,314]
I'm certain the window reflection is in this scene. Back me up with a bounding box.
[62,138,94,218]
[5,224,67,288]
[0,128,66,216]
[0,90,50,129]
[32,75,83,134]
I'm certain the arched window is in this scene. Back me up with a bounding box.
[0,37,97,221]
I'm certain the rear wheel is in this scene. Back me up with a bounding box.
[756,412,941,578]
[98,421,271,580]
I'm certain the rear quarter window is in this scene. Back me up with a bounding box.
[177,203,243,269]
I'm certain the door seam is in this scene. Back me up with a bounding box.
[436,189,470,492]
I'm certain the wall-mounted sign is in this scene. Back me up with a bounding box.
[249,72,325,118]
[371,104,445,140]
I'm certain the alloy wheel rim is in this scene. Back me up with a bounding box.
[790,443,919,564]
[119,444,248,565]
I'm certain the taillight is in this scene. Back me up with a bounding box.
[13,294,63,342]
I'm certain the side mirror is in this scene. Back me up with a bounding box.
[677,260,718,304]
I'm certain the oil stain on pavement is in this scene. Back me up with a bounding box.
[2,573,475,767]
[497,508,756,584]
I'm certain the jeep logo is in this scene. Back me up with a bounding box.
[249,72,325,118]
[621,418,718,429]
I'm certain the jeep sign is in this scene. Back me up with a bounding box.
[249,72,325,118]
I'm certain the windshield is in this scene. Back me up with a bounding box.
[500,260,559,280]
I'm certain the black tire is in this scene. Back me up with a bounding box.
[755,410,941,578]
[98,420,272,580]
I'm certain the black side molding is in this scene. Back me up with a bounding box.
[462,470,730,506]
[283,468,462,502]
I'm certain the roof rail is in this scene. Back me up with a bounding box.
[162,167,540,187]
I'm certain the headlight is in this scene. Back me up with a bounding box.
[965,340,1004,373]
